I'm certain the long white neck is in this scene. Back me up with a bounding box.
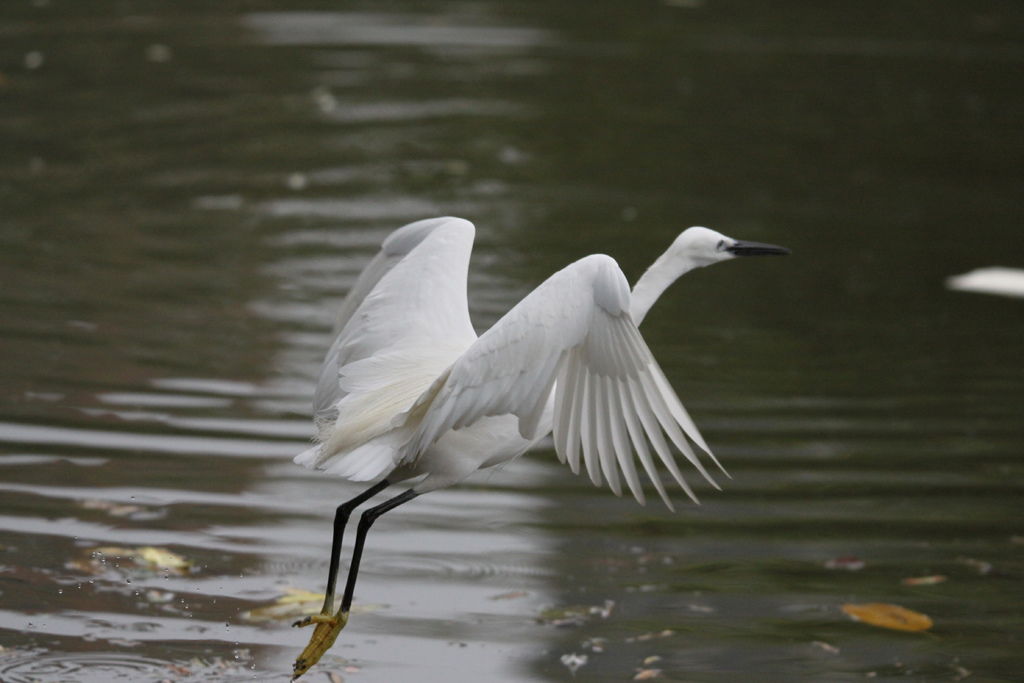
[629,249,699,325]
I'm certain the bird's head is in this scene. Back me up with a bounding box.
[670,226,790,268]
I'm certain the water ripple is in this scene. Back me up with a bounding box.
[0,421,300,458]
[244,12,554,49]
[0,651,229,683]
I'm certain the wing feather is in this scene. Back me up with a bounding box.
[397,252,720,508]
[627,374,700,503]
[607,376,644,504]
[616,377,667,508]
[599,377,620,493]
[579,370,602,487]
[561,352,584,474]
[300,217,478,474]
[314,217,472,422]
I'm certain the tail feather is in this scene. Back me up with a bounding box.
[294,444,323,468]
[323,431,405,481]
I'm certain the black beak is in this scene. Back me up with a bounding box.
[726,240,791,257]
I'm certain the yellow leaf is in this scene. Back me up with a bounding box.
[841,603,933,632]
[137,546,192,571]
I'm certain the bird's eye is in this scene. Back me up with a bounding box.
[716,239,725,251]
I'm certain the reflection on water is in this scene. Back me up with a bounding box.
[2,1,1023,681]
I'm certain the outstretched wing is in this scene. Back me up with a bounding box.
[299,218,479,479]
[400,253,724,510]
[313,217,478,427]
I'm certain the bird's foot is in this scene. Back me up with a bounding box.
[291,610,348,680]
[290,613,338,629]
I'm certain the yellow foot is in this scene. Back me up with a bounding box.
[291,613,338,628]
[291,610,349,680]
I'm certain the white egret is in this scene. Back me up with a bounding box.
[290,216,789,678]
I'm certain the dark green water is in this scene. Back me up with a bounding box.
[1,2,1022,681]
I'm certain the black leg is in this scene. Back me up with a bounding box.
[320,480,390,613]
[339,489,419,614]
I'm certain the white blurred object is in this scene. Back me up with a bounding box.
[946,267,1024,299]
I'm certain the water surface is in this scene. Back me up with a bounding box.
[1,2,1022,681]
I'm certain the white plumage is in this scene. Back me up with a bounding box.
[289,217,789,679]
[295,216,788,510]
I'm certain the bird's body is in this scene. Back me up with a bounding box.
[290,216,788,679]
[295,216,744,502]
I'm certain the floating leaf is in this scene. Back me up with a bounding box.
[634,669,662,680]
[901,575,947,586]
[841,603,933,632]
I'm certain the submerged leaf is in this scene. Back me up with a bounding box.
[841,603,933,632]
[241,587,379,623]
[137,546,192,571]
[275,587,327,605]
[76,546,194,575]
